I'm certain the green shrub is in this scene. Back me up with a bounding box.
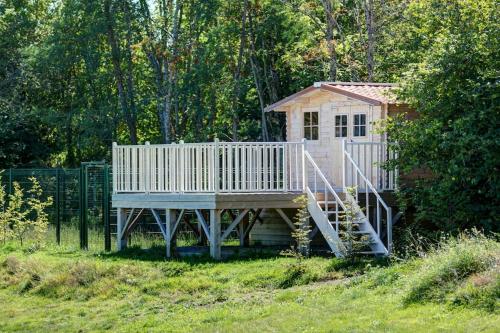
[278,263,306,289]
[403,231,499,305]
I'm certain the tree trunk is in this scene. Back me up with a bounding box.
[231,0,249,142]
[248,9,269,142]
[104,0,137,144]
[321,0,337,81]
[364,0,375,81]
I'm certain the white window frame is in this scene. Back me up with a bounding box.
[334,114,348,138]
[303,110,319,141]
[353,113,367,137]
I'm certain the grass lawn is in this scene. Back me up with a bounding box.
[0,235,498,332]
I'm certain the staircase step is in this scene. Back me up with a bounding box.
[356,251,386,255]
[317,201,338,205]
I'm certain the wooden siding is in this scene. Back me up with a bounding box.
[285,91,384,186]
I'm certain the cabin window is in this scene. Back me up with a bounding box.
[353,114,366,137]
[303,111,319,140]
[335,115,348,137]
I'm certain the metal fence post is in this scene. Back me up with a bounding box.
[103,163,111,251]
[55,168,61,245]
[79,164,88,250]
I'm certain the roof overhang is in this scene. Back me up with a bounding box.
[265,82,398,112]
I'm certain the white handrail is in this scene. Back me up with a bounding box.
[343,142,392,253]
[304,150,346,233]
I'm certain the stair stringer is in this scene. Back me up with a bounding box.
[306,188,346,258]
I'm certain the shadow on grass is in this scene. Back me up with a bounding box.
[96,244,288,265]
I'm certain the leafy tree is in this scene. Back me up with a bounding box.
[384,0,500,233]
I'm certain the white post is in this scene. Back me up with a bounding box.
[342,139,346,191]
[179,140,184,192]
[387,207,393,255]
[165,209,177,258]
[210,209,221,259]
[214,138,220,193]
[301,138,307,192]
[116,208,127,250]
[145,141,150,193]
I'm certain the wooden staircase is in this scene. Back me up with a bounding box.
[303,151,391,257]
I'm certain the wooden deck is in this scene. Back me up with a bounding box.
[111,140,396,259]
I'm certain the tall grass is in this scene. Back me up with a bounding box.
[402,230,499,310]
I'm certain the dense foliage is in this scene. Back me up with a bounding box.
[0,0,498,233]
[0,0,407,167]
[384,0,499,232]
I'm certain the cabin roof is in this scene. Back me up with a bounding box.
[265,82,399,112]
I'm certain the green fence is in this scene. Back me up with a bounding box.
[0,163,113,251]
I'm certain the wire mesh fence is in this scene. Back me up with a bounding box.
[0,164,116,250]
[0,164,227,251]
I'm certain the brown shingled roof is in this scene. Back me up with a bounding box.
[320,82,398,104]
[265,82,399,112]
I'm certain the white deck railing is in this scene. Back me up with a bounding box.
[112,140,305,193]
[343,140,397,191]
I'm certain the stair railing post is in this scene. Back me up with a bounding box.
[214,138,220,193]
[301,138,307,193]
[342,139,346,191]
[387,206,393,255]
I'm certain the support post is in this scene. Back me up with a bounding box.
[165,209,177,258]
[116,208,127,250]
[209,209,221,260]
[239,212,250,247]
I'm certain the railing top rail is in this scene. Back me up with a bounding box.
[343,150,390,211]
[113,141,304,148]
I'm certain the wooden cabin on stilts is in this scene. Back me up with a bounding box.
[112,82,412,259]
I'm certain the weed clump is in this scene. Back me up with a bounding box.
[403,231,499,306]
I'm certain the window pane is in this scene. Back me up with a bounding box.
[304,127,311,140]
[335,127,341,137]
[342,127,347,137]
[354,114,360,126]
[360,126,366,136]
[354,126,359,136]
[311,112,318,125]
[312,127,319,140]
[304,112,310,126]
[360,114,366,125]
[335,115,341,125]
[342,115,347,125]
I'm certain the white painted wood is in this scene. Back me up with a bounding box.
[209,209,222,259]
[113,141,304,194]
[116,208,127,250]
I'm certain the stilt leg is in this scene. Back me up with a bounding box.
[165,209,177,258]
[239,212,250,247]
[210,209,221,260]
[117,208,127,250]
